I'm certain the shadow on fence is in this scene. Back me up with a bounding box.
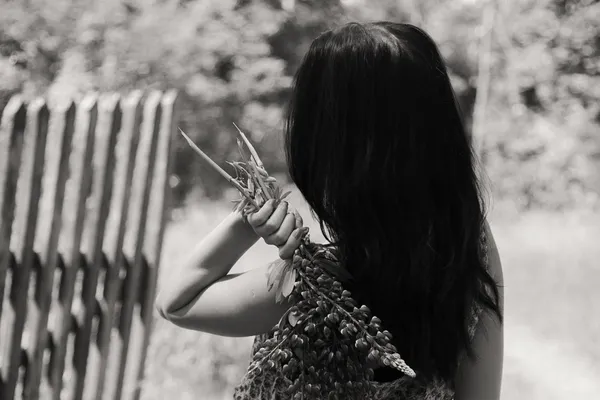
[0,90,178,400]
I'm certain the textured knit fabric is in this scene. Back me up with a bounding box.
[233,232,490,400]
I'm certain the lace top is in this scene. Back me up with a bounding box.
[233,233,490,400]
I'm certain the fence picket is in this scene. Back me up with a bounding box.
[49,95,98,400]
[104,91,162,400]
[68,93,120,400]
[0,91,175,400]
[0,97,27,330]
[125,90,178,400]
[1,99,49,400]
[92,91,143,400]
[22,101,76,399]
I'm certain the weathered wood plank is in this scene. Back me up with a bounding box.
[93,91,143,400]
[48,95,97,400]
[103,91,162,400]
[1,98,49,400]
[0,97,27,327]
[22,101,76,400]
[68,93,120,400]
[126,90,178,400]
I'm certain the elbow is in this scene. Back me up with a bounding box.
[155,299,168,320]
[155,293,189,322]
[154,293,174,321]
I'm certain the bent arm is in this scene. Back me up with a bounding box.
[158,265,291,336]
[155,208,293,336]
[454,222,504,400]
[155,211,259,315]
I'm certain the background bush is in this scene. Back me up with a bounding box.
[1,0,598,210]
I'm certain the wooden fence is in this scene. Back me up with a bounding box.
[0,90,178,400]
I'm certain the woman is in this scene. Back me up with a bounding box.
[156,22,504,399]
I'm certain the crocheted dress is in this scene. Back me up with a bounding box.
[233,234,489,400]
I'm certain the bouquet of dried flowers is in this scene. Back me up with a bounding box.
[179,125,415,399]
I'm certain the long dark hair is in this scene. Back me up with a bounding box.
[284,22,502,382]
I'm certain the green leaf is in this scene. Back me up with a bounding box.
[281,267,297,298]
[266,258,289,292]
[280,190,291,201]
[266,259,297,304]
[272,186,281,199]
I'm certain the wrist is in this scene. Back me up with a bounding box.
[226,209,259,242]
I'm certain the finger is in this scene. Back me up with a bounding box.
[292,208,303,229]
[265,212,295,246]
[247,199,276,228]
[257,201,288,236]
[279,227,309,260]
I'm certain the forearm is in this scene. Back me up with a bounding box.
[156,210,259,314]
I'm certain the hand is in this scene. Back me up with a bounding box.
[247,199,308,260]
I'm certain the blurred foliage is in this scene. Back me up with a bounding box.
[0,0,598,210]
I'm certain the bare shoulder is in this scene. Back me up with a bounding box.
[454,220,504,400]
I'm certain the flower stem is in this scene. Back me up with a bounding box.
[179,128,259,208]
